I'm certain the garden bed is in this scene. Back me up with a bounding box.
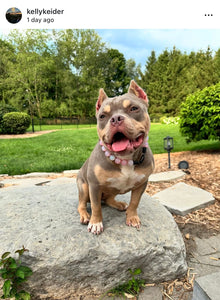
[148,150,220,233]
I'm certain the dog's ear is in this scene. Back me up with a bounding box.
[128,80,148,105]
[96,88,108,112]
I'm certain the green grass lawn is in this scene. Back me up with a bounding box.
[1,124,219,175]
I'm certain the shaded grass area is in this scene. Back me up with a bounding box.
[1,124,219,175]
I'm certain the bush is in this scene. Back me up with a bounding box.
[0,104,18,132]
[2,112,31,134]
[179,82,220,142]
[160,116,180,125]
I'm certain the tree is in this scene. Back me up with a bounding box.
[213,49,220,83]
[140,47,220,119]
[41,99,57,118]
[140,50,157,88]
[6,30,55,120]
[164,48,190,115]
[0,39,16,105]
[186,47,219,93]
[126,58,141,82]
[142,49,171,118]
[53,29,106,118]
[55,102,68,118]
[102,48,130,96]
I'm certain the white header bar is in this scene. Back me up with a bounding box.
[1,0,219,30]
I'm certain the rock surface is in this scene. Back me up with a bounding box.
[0,178,187,299]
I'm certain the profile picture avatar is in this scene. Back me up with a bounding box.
[6,7,22,24]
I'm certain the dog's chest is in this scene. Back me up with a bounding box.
[107,166,145,193]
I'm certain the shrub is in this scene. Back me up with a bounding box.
[0,105,18,132]
[179,82,220,142]
[160,116,180,125]
[2,112,31,134]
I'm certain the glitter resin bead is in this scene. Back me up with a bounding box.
[128,160,134,166]
[105,151,110,157]
[121,160,127,166]
[115,158,121,164]
[109,155,115,161]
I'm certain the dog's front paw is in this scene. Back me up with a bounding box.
[126,215,141,229]
[88,222,104,235]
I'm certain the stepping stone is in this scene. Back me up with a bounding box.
[192,272,220,300]
[153,182,215,216]
[149,170,185,182]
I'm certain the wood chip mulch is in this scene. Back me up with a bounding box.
[146,150,220,300]
[146,150,220,232]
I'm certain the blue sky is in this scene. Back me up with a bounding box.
[96,29,220,69]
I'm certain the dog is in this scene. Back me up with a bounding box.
[76,80,154,234]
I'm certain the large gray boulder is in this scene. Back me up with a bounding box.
[0,177,187,299]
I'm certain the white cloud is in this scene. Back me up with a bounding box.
[97,29,220,68]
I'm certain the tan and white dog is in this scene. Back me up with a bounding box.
[77,80,154,234]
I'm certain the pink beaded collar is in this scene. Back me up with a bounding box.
[99,137,149,166]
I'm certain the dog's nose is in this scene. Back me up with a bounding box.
[110,115,124,126]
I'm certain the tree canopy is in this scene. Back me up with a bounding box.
[139,47,220,120]
[0,29,140,120]
[0,29,219,122]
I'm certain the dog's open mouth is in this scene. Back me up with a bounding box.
[106,132,145,152]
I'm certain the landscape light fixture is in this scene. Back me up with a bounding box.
[163,136,173,169]
[178,160,189,170]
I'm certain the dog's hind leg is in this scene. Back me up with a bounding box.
[104,194,128,211]
[77,178,90,224]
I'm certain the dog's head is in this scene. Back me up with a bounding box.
[96,80,150,157]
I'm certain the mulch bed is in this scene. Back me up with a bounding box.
[146,150,220,300]
[147,150,220,232]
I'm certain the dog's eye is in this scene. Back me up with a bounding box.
[130,106,139,112]
[99,114,106,119]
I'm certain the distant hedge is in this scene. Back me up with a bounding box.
[180,82,220,142]
[2,112,31,134]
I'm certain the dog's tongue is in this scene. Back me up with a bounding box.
[112,137,129,152]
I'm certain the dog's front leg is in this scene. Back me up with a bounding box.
[88,184,103,234]
[126,182,148,228]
